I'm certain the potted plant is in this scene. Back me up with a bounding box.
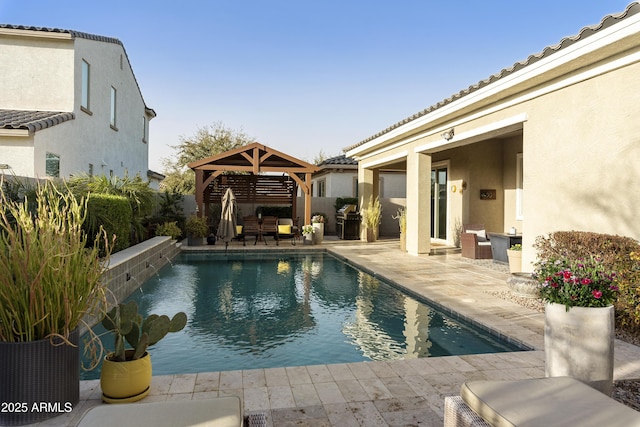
[507,243,522,273]
[0,181,109,425]
[534,255,618,395]
[392,207,407,252]
[311,213,326,244]
[155,221,182,240]
[185,215,208,246]
[98,300,187,403]
[302,224,314,245]
[361,195,382,242]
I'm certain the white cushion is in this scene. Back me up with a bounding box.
[461,377,640,427]
[467,229,488,242]
[77,397,242,427]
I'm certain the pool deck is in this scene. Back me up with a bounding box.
[38,237,640,426]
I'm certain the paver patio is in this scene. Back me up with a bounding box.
[34,237,640,426]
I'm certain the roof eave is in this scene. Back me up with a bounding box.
[345,3,640,158]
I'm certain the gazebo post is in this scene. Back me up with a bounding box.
[304,172,312,225]
[194,169,205,218]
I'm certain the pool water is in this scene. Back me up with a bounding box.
[81,252,522,379]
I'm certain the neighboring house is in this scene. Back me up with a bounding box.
[345,3,640,268]
[310,154,406,198]
[0,24,156,181]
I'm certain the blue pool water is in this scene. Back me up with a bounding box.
[81,252,523,379]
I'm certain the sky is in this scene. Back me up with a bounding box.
[1,1,634,172]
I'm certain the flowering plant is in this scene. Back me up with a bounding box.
[533,256,618,309]
[311,214,326,223]
[302,225,314,235]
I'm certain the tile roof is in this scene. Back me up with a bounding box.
[344,2,640,152]
[0,24,122,45]
[0,109,74,133]
[319,154,358,166]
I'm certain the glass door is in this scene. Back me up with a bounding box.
[430,166,448,240]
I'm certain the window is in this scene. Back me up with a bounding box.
[46,153,60,178]
[110,86,117,129]
[81,60,90,111]
[317,179,326,197]
[516,153,524,220]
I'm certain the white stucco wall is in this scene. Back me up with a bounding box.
[0,30,152,180]
[0,33,74,111]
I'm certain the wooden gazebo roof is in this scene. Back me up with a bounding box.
[188,143,319,224]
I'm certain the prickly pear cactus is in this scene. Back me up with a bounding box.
[101,301,187,361]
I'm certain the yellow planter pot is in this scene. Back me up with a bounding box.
[100,350,152,403]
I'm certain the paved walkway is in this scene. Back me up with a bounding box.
[37,237,640,426]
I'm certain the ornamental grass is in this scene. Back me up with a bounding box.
[0,180,109,343]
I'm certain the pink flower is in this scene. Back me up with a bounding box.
[580,278,592,285]
[563,271,572,280]
[592,289,603,299]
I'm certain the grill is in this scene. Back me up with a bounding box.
[336,205,361,240]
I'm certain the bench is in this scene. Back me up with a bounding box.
[444,376,640,427]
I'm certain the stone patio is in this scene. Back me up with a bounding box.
[33,237,640,426]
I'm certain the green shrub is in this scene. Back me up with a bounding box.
[185,216,209,238]
[86,193,132,253]
[534,231,640,331]
[156,221,182,239]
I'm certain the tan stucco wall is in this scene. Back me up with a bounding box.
[522,60,640,268]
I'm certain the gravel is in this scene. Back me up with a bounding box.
[489,290,640,411]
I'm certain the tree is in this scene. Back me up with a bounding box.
[161,122,254,194]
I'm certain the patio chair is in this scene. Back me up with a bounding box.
[460,224,492,259]
[242,216,260,246]
[261,216,279,245]
[278,218,298,245]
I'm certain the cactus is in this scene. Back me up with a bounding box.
[101,301,187,362]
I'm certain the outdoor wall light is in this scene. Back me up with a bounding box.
[441,128,455,141]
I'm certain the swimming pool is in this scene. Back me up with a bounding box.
[81,251,523,379]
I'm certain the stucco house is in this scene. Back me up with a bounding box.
[0,24,156,181]
[345,3,640,269]
[310,154,406,198]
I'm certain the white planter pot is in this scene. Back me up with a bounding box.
[312,222,324,244]
[303,233,314,245]
[544,302,614,395]
[507,249,522,273]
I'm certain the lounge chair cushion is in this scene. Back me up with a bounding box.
[278,225,292,234]
[77,397,242,427]
[466,229,488,242]
[236,225,243,234]
[461,377,640,427]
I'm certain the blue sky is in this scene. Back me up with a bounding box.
[1,1,634,171]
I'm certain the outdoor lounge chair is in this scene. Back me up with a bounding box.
[261,216,279,245]
[460,224,492,259]
[444,376,640,427]
[77,396,267,426]
[242,216,260,245]
[277,218,298,245]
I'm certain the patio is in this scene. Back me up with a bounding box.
[41,237,640,426]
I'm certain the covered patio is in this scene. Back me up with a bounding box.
[188,143,319,225]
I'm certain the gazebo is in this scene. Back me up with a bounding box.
[188,143,319,224]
